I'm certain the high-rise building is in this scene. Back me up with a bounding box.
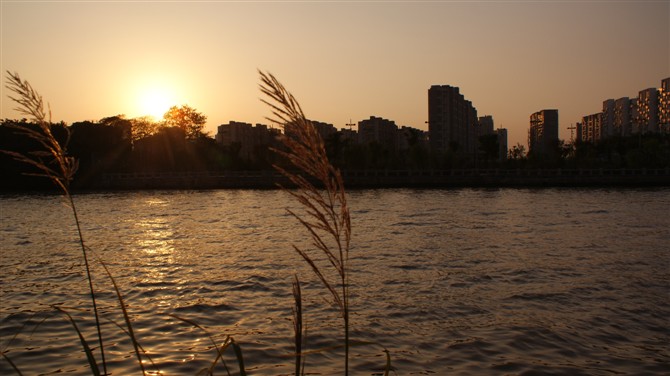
[528,109,559,156]
[636,88,659,134]
[577,113,603,143]
[495,128,508,161]
[614,97,632,137]
[630,98,640,134]
[428,85,478,155]
[602,99,615,138]
[659,78,670,133]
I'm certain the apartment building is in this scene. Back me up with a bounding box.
[636,88,659,134]
[428,85,478,155]
[602,99,615,138]
[216,121,279,160]
[577,113,603,144]
[528,109,559,156]
[358,116,399,151]
[661,78,670,133]
[587,77,669,142]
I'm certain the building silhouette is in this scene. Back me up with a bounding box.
[528,109,559,156]
[309,120,337,140]
[477,115,494,137]
[398,125,429,150]
[428,85,478,155]
[215,121,279,161]
[358,116,399,151]
[496,128,508,161]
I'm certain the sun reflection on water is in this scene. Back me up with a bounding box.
[132,198,178,283]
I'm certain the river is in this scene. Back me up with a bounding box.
[1,188,669,375]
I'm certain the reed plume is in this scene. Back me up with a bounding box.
[3,71,107,374]
[3,71,77,192]
[259,70,352,374]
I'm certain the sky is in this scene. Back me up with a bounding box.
[1,0,668,148]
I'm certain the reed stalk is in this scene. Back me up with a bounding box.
[291,274,304,376]
[259,70,352,375]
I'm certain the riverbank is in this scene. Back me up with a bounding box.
[94,168,670,190]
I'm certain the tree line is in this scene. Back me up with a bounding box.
[2,107,669,190]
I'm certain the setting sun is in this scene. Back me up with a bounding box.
[139,87,174,120]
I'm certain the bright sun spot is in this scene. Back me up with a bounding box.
[139,87,174,120]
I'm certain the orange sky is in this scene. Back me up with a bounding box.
[1,1,668,148]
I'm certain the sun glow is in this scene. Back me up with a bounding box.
[139,87,174,120]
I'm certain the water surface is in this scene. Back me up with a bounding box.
[1,188,669,375]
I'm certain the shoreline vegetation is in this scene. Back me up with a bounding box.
[1,168,669,193]
[2,70,390,375]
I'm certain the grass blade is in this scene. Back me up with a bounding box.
[1,352,24,376]
[230,339,246,376]
[169,314,234,376]
[94,254,146,375]
[53,306,101,376]
[292,274,303,376]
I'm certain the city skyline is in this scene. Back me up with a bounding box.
[1,1,667,148]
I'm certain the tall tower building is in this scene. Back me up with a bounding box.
[428,85,478,155]
[528,109,559,156]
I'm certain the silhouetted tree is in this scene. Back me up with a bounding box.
[0,119,70,190]
[68,117,132,184]
[130,116,160,142]
[132,126,187,171]
[99,115,132,140]
[508,143,526,161]
[163,105,207,140]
